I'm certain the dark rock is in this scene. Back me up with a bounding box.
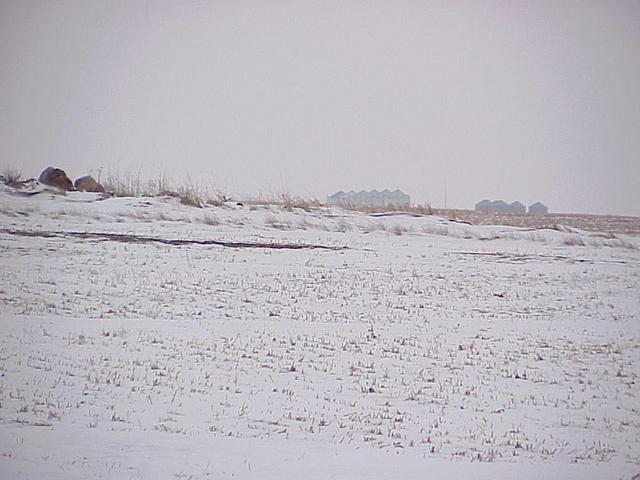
[38,167,73,191]
[74,175,105,193]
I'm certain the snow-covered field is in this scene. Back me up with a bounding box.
[1,187,639,479]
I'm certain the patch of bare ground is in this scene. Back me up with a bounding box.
[435,209,640,236]
[342,203,434,216]
[0,228,347,251]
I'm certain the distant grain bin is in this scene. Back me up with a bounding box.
[475,199,525,214]
[327,189,410,208]
[528,202,548,215]
[474,199,492,212]
[509,201,526,214]
[491,200,510,213]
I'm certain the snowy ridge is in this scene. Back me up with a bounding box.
[1,188,638,250]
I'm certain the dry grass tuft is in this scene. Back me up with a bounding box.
[334,219,351,233]
[100,172,229,208]
[361,222,388,234]
[201,213,220,226]
[1,167,24,186]
[562,234,586,247]
[264,215,291,230]
[245,192,322,212]
[391,224,407,236]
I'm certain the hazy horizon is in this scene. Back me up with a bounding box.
[2,1,639,216]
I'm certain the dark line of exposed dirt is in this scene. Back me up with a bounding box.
[450,251,630,265]
[0,228,347,251]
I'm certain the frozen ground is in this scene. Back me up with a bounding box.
[0,187,639,479]
[436,209,640,237]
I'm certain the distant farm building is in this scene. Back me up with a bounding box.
[327,189,410,208]
[528,202,549,215]
[475,199,525,214]
[474,199,492,212]
[509,201,526,214]
[476,199,549,214]
[491,200,510,213]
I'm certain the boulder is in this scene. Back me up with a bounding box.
[74,175,105,193]
[38,167,73,191]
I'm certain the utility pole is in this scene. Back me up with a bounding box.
[444,184,448,210]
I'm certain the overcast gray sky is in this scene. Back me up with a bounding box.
[1,0,639,215]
